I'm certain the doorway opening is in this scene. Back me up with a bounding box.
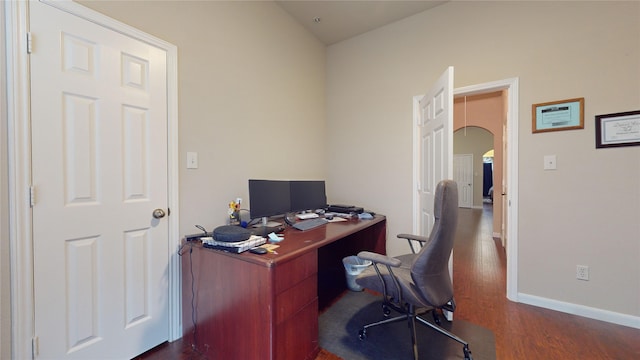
[453,77,519,301]
[413,77,519,300]
[412,76,519,301]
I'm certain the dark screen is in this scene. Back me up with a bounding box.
[249,179,328,219]
[248,180,291,219]
[290,180,327,212]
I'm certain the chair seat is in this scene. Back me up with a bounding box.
[356,261,435,311]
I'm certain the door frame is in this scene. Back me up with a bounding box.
[5,1,181,358]
[413,77,519,302]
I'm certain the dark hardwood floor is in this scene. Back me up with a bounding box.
[453,202,639,359]
[137,203,640,359]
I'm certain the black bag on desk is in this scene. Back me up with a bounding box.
[327,205,364,214]
[213,225,252,242]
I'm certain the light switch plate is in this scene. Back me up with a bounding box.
[544,155,556,170]
[187,152,198,169]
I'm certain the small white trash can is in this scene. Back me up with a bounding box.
[342,256,372,291]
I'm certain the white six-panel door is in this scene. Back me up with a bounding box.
[453,154,473,208]
[417,67,454,236]
[416,67,454,319]
[30,1,170,358]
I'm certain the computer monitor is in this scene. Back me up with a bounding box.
[290,180,327,213]
[248,180,291,221]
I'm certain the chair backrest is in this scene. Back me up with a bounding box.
[410,179,458,307]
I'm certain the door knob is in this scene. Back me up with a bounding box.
[152,209,166,219]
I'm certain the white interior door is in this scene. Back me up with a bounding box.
[30,1,170,358]
[416,67,454,319]
[453,154,473,208]
[417,67,454,235]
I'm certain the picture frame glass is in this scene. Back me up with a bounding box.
[595,110,640,148]
[532,98,584,133]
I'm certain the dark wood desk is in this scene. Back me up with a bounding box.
[181,215,386,360]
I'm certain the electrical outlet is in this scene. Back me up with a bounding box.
[576,265,589,281]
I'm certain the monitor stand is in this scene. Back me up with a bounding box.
[250,216,282,228]
[251,225,283,237]
[251,217,284,237]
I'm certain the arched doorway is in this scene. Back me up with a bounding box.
[454,126,494,211]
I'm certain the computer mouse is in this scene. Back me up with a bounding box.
[249,247,268,255]
[325,214,334,220]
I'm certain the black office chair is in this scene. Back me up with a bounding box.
[355,179,472,360]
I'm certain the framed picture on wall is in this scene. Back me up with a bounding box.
[532,97,584,133]
[595,110,640,149]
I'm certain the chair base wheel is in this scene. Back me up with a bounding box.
[432,310,441,325]
[464,345,473,360]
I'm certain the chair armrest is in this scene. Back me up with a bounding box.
[397,233,430,254]
[357,251,405,306]
[357,251,402,267]
[397,233,429,243]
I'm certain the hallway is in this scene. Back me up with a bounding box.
[453,204,640,359]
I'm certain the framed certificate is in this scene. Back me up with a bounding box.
[595,110,640,149]
[532,98,584,133]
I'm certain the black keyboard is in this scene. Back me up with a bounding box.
[292,217,329,231]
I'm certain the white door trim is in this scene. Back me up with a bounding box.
[414,77,519,302]
[5,1,181,358]
[5,2,35,357]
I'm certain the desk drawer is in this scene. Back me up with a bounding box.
[276,275,317,324]
[275,250,317,293]
[275,297,319,360]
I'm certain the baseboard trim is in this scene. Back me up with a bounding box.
[518,293,640,329]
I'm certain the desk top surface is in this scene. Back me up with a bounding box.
[193,214,386,267]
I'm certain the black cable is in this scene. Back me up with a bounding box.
[189,246,198,349]
[178,242,209,359]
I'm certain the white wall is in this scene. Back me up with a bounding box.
[79,1,327,233]
[326,1,639,319]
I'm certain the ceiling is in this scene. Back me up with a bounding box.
[275,1,448,45]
